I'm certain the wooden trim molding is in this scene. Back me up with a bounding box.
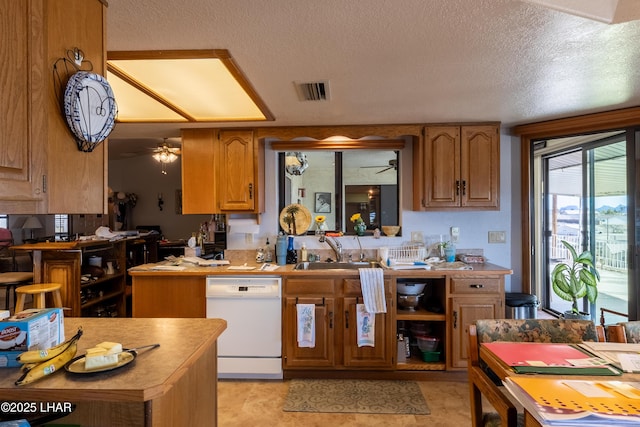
[515,106,640,293]
[271,139,406,151]
[512,106,640,138]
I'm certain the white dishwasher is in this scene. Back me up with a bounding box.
[206,275,282,379]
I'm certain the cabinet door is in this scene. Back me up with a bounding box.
[422,126,460,208]
[0,0,43,213]
[181,129,217,213]
[343,297,394,368]
[45,0,107,214]
[38,251,82,317]
[283,296,336,368]
[460,125,499,209]
[217,129,257,212]
[449,295,501,368]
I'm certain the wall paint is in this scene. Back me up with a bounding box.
[108,131,521,291]
[109,154,210,241]
[226,130,521,292]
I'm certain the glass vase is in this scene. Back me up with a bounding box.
[354,223,366,236]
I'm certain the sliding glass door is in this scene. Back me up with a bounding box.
[537,133,629,322]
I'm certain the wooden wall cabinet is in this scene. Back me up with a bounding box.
[283,277,395,371]
[414,124,500,210]
[0,0,108,214]
[181,128,264,214]
[447,275,504,369]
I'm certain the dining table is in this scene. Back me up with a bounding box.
[480,342,640,427]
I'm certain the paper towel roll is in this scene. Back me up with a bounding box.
[227,218,260,234]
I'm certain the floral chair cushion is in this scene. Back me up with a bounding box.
[475,319,598,345]
[620,321,640,343]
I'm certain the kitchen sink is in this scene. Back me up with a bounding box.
[294,261,379,270]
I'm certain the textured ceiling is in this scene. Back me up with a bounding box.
[105,0,640,156]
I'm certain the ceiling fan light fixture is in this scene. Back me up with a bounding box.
[285,151,309,175]
[152,139,181,174]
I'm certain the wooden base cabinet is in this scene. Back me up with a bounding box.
[447,276,504,369]
[283,295,336,368]
[283,277,395,371]
[23,241,127,317]
[343,278,394,369]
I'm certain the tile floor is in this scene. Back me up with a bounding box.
[218,378,471,426]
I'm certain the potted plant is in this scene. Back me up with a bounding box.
[551,240,600,319]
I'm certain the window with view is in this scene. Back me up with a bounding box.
[54,215,69,241]
[533,132,629,323]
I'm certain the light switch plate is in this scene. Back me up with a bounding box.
[488,231,506,244]
[450,227,459,243]
[411,231,424,242]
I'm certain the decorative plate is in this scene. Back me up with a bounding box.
[279,204,312,235]
[63,71,117,152]
[65,350,135,374]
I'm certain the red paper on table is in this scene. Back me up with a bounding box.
[483,342,590,367]
[482,342,621,375]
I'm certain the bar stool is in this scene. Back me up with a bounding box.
[0,271,33,310]
[15,283,63,313]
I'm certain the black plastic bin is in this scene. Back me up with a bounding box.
[505,292,539,319]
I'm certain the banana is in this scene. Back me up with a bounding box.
[15,339,78,386]
[16,327,83,364]
[19,362,39,373]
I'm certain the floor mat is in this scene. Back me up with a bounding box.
[282,379,431,414]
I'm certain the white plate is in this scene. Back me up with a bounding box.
[63,71,117,149]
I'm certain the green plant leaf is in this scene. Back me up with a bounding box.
[551,240,600,311]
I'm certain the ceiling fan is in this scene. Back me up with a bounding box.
[152,139,181,174]
[361,159,397,174]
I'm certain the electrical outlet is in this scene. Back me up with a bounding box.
[411,231,424,242]
[488,231,506,244]
[450,227,459,243]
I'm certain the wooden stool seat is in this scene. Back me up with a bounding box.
[0,272,33,310]
[15,283,63,313]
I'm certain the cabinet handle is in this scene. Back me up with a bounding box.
[462,180,466,195]
[345,310,349,329]
[455,180,460,195]
[329,311,333,329]
[453,310,457,329]
[470,284,484,289]
[248,183,253,199]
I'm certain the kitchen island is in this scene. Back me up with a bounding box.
[0,317,226,427]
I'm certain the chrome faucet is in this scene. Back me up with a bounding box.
[354,235,365,261]
[319,234,343,262]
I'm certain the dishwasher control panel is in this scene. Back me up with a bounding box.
[206,276,281,298]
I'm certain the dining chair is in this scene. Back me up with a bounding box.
[607,321,640,343]
[468,318,600,427]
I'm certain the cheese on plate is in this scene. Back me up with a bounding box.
[84,341,123,370]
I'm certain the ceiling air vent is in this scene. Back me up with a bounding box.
[296,81,330,101]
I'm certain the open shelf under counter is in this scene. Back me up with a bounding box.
[397,357,446,371]
[396,307,446,321]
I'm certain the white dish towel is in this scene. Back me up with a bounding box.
[359,268,387,313]
[296,304,316,348]
[356,303,375,347]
